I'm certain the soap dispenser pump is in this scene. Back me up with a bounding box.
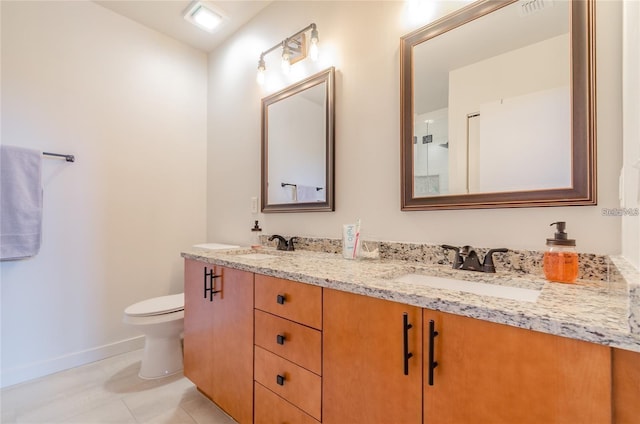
[543,221,578,283]
[250,220,262,249]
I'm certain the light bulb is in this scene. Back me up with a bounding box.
[309,27,319,61]
[281,58,291,74]
[257,57,266,85]
[281,46,291,74]
[309,40,319,61]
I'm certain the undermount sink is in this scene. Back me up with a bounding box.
[393,274,541,303]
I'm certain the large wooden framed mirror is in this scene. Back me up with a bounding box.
[261,67,335,213]
[400,0,596,210]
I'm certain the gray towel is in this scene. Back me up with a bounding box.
[0,145,43,260]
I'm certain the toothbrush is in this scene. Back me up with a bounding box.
[353,218,361,259]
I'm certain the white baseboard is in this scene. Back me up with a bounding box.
[0,336,145,389]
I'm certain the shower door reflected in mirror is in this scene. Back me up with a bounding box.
[261,67,335,212]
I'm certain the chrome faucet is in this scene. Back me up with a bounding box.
[442,245,508,273]
[268,235,297,251]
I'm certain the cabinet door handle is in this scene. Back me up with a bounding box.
[403,313,414,376]
[276,294,286,305]
[203,267,221,302]
[276,334,286,345]
[428,319,439,386]
[276,374,286,386]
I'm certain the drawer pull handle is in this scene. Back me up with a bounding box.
[276,334,286,345]
[403,313,414,376]
[203,267,221,302]
[276,374,286,386]
[276,294,286,305]
[428,319,439,386]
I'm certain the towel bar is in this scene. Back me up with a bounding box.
[43,152,75,162]
[281,182,323,191]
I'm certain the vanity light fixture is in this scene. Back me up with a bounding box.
[309,26,320,60]
[257,57,266,84]
[256,23,319,84]
[281,41,292,74]
[183,1,226,33]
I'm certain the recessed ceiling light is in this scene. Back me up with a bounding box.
[183,1,226,33]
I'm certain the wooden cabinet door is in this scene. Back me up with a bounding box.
[613,348,640,424]
[323,289,423,424]
[210,266,254,424]
[255,309,322,375]
[183,259,215,395]
[183,261,254,424]
[255,274,323,329]
[255,346,322,420]
[255,382,320,424]
[424,310,612,424]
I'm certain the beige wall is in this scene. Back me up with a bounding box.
[207,1,623,254]
[1,1,207,386]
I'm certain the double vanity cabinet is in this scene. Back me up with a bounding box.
[183,257,640,424]
[254,274,323,423]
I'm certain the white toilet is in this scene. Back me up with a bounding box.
[123,293,185,379]
[123,243,239,379]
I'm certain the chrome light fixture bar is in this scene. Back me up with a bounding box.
[257,23,319,84]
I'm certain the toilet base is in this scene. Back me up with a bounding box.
[138,334,184,379]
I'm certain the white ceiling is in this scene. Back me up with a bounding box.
[94,1,271,52]
[413,0,570,114]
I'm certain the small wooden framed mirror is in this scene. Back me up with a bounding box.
[261,67,335,213]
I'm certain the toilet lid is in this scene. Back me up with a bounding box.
[125,293,184,317]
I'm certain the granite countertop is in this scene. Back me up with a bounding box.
[182,246,640,353]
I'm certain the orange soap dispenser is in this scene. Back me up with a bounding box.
[543,221,579,283]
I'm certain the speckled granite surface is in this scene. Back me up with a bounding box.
[259,235,613,281]
[183,243,639,353]
[610,256,640,339]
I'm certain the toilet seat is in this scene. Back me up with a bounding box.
[125,293,184,317]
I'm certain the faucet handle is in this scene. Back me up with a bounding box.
[441,245,463,269]
[442,244,459,251]
[287,237,297,251]
[482,248,509,273]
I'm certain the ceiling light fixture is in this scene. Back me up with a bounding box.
[256,23,319,85]
[183,1,226,33]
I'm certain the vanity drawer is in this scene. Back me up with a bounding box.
[255,382,320,424]
[255,346,322,420]
[255,310,322,375]
[255,274,322,330]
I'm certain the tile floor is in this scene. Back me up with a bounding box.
[1,349,238,424]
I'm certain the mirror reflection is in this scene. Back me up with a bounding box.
[261,67,335,212]
[400,0,596,210]
[413,0,569,196]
